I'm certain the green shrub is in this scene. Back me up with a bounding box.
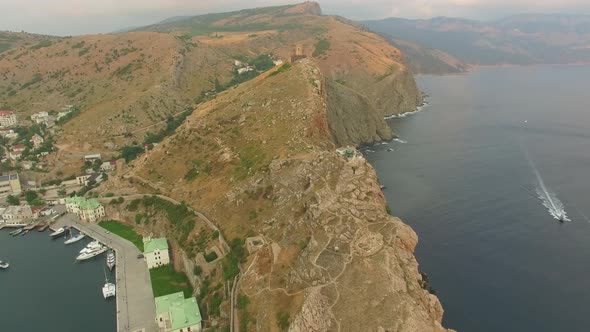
[204,251,218,263]
[277,312,290,330]
[312,38,331,57]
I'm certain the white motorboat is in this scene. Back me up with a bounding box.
[76,246,107,261]
[64,232,85,245]
[0,260,9,269]
[49,227,66,238]
[106,250,115,271]
[78,241,102,254]
[102,270,116,299]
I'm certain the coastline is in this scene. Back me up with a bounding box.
[414,61,590,77]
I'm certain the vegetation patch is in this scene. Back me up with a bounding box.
[269,63,292,77]
[312,38,331,57]
[30,40,53,50]
[98,220,144,251]
[149,265,193,298]
[139,196,196,252]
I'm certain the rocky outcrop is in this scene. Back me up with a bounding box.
[324,67,422,145]
[325,79,394,145]
[239,150,451,332]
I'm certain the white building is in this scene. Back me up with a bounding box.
[143,237,170,269]
[0,110,17,128]
[65,196,105,222]
[84,154,102,162]
[100,160,117,172]
[0,173,22,197]
[1,205,36,226]
[31,112,49,125]
[31,134,44,149]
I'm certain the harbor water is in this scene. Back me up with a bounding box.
[367,64,590,332]
[0,229,116,331]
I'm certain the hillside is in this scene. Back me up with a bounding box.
[364,14,590,68]
[109,57,448,332]
[0,31,61,53]
[94,3,451,332]
[0,1,420,179]
[390,38,468,75]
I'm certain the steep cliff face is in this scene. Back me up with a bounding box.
[325,66,421,145]
[325,79,394,145]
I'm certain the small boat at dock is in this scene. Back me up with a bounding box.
[10,228,24,236]
[64,230,85,245]
[49,227,67,238]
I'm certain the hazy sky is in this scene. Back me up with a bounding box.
[2,0,590,36]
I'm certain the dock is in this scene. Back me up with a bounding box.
[24,223,37,231]
[52,214,157,332]
[37,222,50,232]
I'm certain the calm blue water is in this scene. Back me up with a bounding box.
[367,65,590,332]
[0,230,116,331]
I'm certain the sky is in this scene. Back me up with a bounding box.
[1,0,590,36]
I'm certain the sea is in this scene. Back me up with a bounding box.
[366,64,590,332]
[0,229,116,331]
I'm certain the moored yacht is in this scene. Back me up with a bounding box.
[76,246,107,261]
[49,227,67,238]
[0,260,9,269]
[102,271,116,299]
[106,250,115,271]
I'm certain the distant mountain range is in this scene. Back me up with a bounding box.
[364,14,590,74]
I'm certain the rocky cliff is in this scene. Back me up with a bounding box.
[111,54,451,331]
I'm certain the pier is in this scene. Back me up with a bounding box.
[51,214,158,332]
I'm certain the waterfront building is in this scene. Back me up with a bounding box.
[155,292,202,332]
[143,237,170,269]
[0,173,22,197]
[65,196,105,222]
[1,205,36,226]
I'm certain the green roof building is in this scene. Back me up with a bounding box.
[65,196,105,222]
[155,292,202,332]
[143,237,170,269]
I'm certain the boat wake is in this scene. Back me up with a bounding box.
[384,102,429,119]
[525,151,570,222]
[393,138,407,144]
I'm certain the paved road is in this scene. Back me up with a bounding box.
[53,214,157,332]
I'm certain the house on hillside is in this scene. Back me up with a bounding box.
[155,292,202,332]
[31,112,49,125]
[12,144,25,153]
[31,134,44,149]
[9,145,26,161]
[0,110,17,128]
[100,160,117,172]
[65,196,105,222]
[84,154,101,162]
[143,237,170,269]
[76,173,103,186]
[0,129,18,139]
